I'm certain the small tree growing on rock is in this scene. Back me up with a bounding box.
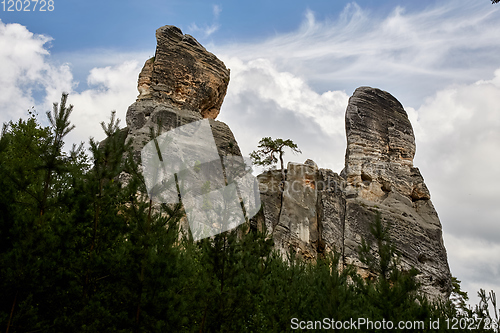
[250,137,301,182]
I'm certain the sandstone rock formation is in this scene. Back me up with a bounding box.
[136,25,230,119]
[119,25,451,300]
[255,87,452,299]
[124,25,240,162]
[343,87,451,298]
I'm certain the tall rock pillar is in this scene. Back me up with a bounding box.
[343,86,452,299]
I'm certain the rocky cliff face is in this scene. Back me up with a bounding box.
[122,25,451,300]
[256,87,452,299]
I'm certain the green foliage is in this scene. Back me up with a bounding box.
[357,211,428,328]
[250,137,301,181]
[356,212,500,333]
[358,211,392,276]
[1,95,499,332]
[451,276,470,312]
[474,289,500,331]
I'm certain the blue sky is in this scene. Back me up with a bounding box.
[1,0,500,307]
[1,0,441,51]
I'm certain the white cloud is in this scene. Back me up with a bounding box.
[445,234,500,305]
[401,69,500,306]
[0,19,142,149]
[410,68,500,238]
[0,20,72,122]
[412,69,500,181]
[217,57,349,172]
[222,57,347,136]
[215,0,500,107]
[63,61,141,146]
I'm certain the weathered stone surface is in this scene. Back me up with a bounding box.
[343,87,451,299]
[257,162,345,261]
[123,25,240,168]
[256,87,452,300]
[317,169,345,257]
[257,170,283,235]
[136,25,230,119]
[118,25,243,243]
[124,102,241,166]
[272,162,319,259]
[344,86,416,200]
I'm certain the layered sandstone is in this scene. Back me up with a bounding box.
[342,87,451,298]
[256,87,452,299]
[124,25,239,161]
[136,25,230,119]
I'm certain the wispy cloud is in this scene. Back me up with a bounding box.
[188,22,220,38]
[188,3,222,38]
[216,0,500,106]
[213,4,222,19]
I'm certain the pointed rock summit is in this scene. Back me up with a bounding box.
[344,86,420,199]
[137,25,230,118]
[125,25,239,160]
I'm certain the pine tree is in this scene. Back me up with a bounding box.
[250,137,301,182]
[0,99,88,332]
